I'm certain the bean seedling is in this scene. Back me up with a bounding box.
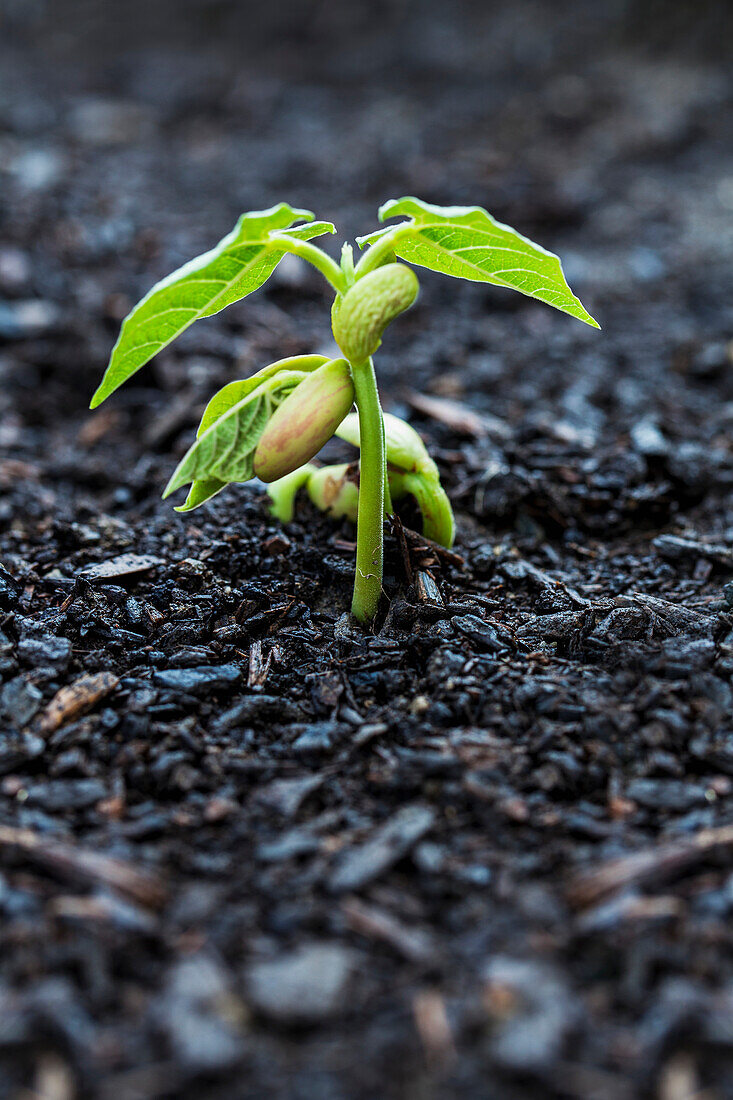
[91,198,598,624]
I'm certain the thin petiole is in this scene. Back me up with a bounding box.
[272,235,346,294]
[354,227,403,279]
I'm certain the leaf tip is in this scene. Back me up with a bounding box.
[579,307,601,330]
[161,475,184,500]
[90,374,114,408]
[377,199,399,223]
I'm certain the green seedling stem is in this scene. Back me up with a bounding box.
[349,357,386,622]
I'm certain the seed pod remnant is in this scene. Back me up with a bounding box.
[332,263,419,361]
[307,463,359,521]
[253,358,354,483]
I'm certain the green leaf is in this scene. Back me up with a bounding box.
[359,197,599,328]
[274,221,336,242]
[91,204,325,408]
[355,225,394,247]
[178,355,327,511]
[163,370,305,500]
[175,478,227,512]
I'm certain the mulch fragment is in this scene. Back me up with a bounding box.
[35,671,119,734]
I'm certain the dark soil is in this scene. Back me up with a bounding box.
[1,1,733,1097]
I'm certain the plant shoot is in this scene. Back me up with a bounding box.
[91,198,598,624]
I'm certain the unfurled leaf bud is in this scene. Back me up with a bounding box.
[254,359,354,482]
[331,263,419,361]
[307,463,359,521]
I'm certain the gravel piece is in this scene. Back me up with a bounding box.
[152,665,241,693]
[245,943,356,1025]
[328,805,436,893]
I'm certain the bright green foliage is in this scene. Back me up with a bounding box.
[163,370,304,500]
[176,355,327,511]
[271,221,336,242]
[90,205,333,408]
[92,197,598,624]
[358,197,599,328]
[175,479,226,512]
[196,356,328,437]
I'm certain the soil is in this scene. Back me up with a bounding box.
[1,1,733,1097]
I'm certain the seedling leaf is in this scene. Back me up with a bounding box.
[273,221,336,241]
[91,204,324,408]
[196,356,328,439]
[180,355,328,510]
[163,371,304,499]
[360,197,599,328]
[176,478,227,512]
[355,225,394,248]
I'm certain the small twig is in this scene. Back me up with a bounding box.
[247,639,274,688]
[389,513,414,586]
[567,823,733,910]
[0,825,167,910]
[35,671,120,735]
[400,524,465,569]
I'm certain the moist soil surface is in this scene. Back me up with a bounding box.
[1,2,733,1097]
